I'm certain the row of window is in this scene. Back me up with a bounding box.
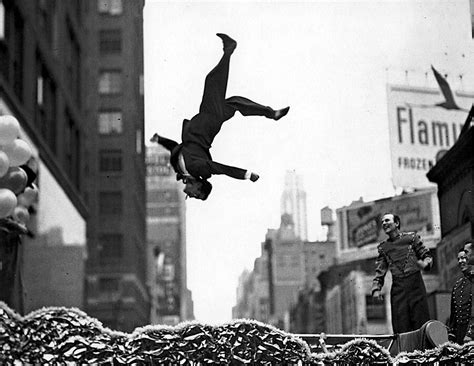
[98,0,123,16]
[97,69,145,97]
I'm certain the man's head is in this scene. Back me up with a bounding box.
[457,248,468,271]
[183,178,212,200]
[464,241,474,265]
[381,213,401,236]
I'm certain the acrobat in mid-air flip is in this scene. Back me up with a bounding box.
[150,33,290,200]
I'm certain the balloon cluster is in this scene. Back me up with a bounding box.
[0,115,38,226]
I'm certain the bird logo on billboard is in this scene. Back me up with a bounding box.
[406,66,470,112]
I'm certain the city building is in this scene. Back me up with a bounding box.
[146,144,194,325]
[288,239,336,334]
[0,0,88,313]
[233,241,273,324]
[281,170,308,241]
[233,212,336,331]
[82,0,149,332]
[287,208,337,334]
[232,269,253,320]
[427,106,474,291]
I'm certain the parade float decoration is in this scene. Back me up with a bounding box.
[0,300,474,365]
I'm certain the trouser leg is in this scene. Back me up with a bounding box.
[224,96,276,120]
[408,272,430,330]
[391,277,411,334]
[199,52,231,119]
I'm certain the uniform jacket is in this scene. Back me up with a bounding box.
[448,273,474,344]
[371,232,432,294]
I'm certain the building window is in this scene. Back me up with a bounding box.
[136,129,142,154]
[98,111,122,134]
[64,111,80,188]
[66,23,81,105]
[99,191,122,215]
[99,234,123,262]
[36,76,43,105]
[37,0,56,45]
[147,190,178,202]
[0,3,24,99]
[366,295,386,321]
[100,29,122,54]
[99,149,122,172]
[99,70,122,94]
[147,206,179,217]
[0,1,5,40]
[98,0,122,15]
[98,277,120,293]
[36,58,57,153]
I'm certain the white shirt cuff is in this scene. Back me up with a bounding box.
[244,171,252,180]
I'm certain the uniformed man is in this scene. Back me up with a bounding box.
[448,248,473,344]
[372,213,433,333]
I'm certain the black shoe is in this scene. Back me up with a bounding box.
[150,133,160,143]
[274,106,290,120]
[216,33,237,54]
[250,173,259,182]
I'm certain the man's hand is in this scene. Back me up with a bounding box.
[150,133,160,143]
[372,290,383,301]
[417,257,432,270]
[250,173,259,182]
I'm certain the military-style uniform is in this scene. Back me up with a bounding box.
[371,232,432,334]
[448,273,473,344]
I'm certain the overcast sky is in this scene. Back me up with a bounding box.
[143,0,474,324]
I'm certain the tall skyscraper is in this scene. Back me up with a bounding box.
[83,0,149,332]
[280,170,308,241]
[146,145,194,325]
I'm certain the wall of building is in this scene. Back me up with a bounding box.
[82,0,149,332]
[0,1,88,314]
[146,145,193,325]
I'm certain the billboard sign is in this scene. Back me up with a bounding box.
[386,84,473,188]
[342,189,437,249]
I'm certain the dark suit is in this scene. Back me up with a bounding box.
[156,49,277,182]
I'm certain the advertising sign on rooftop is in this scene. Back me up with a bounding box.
[338,188,439,250]
[386,84,473,189]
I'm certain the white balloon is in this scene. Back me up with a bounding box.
[0,188,17,218]
[12,205,30,224]
[2,139,32,167]
[17,186,38,207]
[0,151,9,178]
[0,115,20,145]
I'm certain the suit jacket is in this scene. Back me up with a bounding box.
[163,118,248,181]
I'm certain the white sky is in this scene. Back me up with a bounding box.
[143,0,474,324]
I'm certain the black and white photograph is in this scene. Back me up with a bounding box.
[0,0,473,363]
